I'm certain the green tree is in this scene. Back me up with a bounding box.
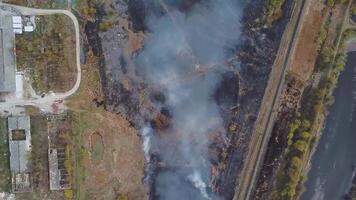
[316,26,327,50]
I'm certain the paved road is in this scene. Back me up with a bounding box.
[0,2,81,113]
[233,0,310,199]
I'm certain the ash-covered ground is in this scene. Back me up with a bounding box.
[83,0,293,199]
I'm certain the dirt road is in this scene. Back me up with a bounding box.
[233,0,311,199]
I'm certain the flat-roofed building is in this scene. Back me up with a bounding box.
[24,26,34,32]
[0,16,16,93]
[12,23,22,29]
[12,16,22,24]
[8,116,32,193]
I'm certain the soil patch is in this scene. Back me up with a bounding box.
[90,132,104,163]
[289,1,324,82]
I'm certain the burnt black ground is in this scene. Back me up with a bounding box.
[82,0,294,199]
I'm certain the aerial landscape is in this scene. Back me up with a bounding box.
[0,0,356,200]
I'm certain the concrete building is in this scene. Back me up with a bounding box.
[8,116,32,193]
[0,16,16,93]
[12,16,22,24]
[24,26,34,32]
[12,16,23,34]
[23,16,35,33]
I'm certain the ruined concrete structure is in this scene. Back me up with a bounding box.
[48,148,70,190]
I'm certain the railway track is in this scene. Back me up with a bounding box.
[234,0,310,199]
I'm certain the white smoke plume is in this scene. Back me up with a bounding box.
[136,0,242,199]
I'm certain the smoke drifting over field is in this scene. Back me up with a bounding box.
[135,0,242,199]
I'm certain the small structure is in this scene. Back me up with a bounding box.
[48,148,71,190]
[12,16,22,24]
[8,116,32,193]
[15,72,24,99]
[24,26,34,32]
[12,16,23,34]
[23,16,35,32]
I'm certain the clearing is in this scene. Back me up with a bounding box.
[71,111,146,200]
[69,48,146,200]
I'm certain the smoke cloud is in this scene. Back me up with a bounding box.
[135,0,242,199]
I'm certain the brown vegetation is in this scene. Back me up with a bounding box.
[15,15,76,93]
[71,112,146,200]
[68,35,146,200]
[289,0,325,82]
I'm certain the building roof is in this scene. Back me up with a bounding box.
[0,16,16,92]
[24,26,33,32]
[8,116,31,173]
[8,116,32,193]
[12,16,22,24]
[12,23,22,29]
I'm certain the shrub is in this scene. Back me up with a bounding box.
[64,189,73,199]
[117,194,129,200]
[334,54,347,72]
[293,140,308,154]
[326,0,336,7]
[320,47,334,67]
[316,26,328,50]
[297,131,311,141]
[287,119,301,145]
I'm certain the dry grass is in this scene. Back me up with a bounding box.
[71,111,146,200]
[66,48,103,112]
[289,1,325,82]
[67,48,146,199]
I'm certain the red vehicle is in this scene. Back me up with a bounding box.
[54,99,64,104]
